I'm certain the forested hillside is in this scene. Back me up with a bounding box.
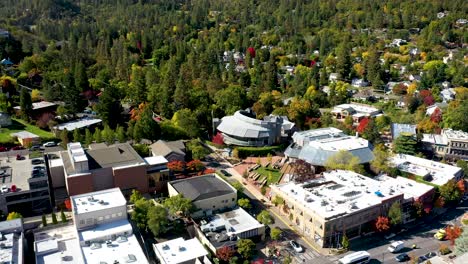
[0,0,466,139]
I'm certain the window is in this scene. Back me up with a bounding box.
[80,220,85,225]
[105,215,110,219]
[112,214,116,218]
[98,217,103,222]
[118,212,123,217]
[213,205,216,208]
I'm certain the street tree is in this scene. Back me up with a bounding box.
[446,225,463,246]
[236,239,256,259]
[375,216,390,232]
[6,212,22,220]
[439,180,462,203]
[388,202,402,226]
[217,246,235,262]
[237,198,252,210]
[256,210,274,225]
[342,233,350,250]
[270,227,283,241]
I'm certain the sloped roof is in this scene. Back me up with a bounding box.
[170,174,235,201]
[217,111,272,139]
[150,140,186,157]
[297,146,374,166]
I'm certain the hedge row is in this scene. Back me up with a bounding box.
[235,145,284,159]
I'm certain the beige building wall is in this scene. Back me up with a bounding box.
[74,205,127,231]
[192,193,237,213]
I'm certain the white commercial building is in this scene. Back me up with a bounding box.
[331,103,382,124]
[270,170,433,248]
[0,219,24,264]
[284,127,374,166]
[154,237,211,264]
[422,129,468,161]
[389,154,463,186]
[34,188,148,264]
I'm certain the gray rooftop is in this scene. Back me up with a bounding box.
[150,140,186,157]
[170,174,236,201]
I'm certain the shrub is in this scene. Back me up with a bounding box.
[235,145,284,159]
[439,244,451,255]
[261,186,267,195]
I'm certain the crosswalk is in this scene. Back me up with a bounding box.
[293,250,320,263]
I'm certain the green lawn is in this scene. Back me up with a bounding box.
[254,166,282,185]
[0,118,55,143]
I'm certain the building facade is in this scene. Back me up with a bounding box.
[270,170,433,248]
[331,103,382,124]
[422,129,468,161]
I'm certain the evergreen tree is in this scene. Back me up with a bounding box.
[74,61,89,91]
[133,105,160,141]
[51,211,58,224]
[63,71,87,115]
[336,41,351,80]
[103,126,115,144]
[73,129,82,143]
[19,88,32,121]
[60,209,67,223]
[96,84,123,128]
[42,214,47,227]
[85,128,93,145]
[393,133,417,155]
[116,125,126,143]
[94,127,102,143]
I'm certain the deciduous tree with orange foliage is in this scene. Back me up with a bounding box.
[167,160,185,172]
[375,216,390,232]
[446,225,463,245]
[186,160,204,172]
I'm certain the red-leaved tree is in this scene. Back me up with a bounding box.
[445,225,463,245]
[430,108,442,123]
[212,132,224,145]
[457,180,466,194]
[217,246,235,262]
[167,160,185,172]
[375,216,390,232]
[356,117,370,133]
[64,199,72,211]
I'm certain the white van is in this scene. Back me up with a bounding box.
[338,251,371,264]
[387,241,405,253]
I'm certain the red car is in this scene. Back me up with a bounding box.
[11,146,24,150]
[0,146,7,152]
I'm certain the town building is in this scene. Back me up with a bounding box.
[331,103,382,124]
[168,174,237,218]
[270,170,433,248]
[0,219,24,264]
[214,109,295,147]
[34,188,148,264]
[425,103,447,116]
[13,101,57,121]
[150,140,187,162]
[11,131,40,147]
[53,117,102,132]
[0,154,51,217]
[422,129,468,161]
[329,73,341,83]
[193,208,265,253]
[50,143,149,196]
[154,237,211,264]
[284,127,374,167]
[351,78,369,88]
[389,154,463,186]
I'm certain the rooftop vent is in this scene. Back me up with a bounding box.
[179,246,186,252]
[162,244,170,250]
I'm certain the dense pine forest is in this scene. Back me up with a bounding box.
[0,0,467,140]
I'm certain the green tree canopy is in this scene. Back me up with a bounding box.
[388,202,402,226]
[19,88,32,121]
[6,212,22,220]
[256,210,274,225]
[163,194,194,217]
[236,239,256,259]
[270,227,283,240]
[325,150,364,173]
[237,198,252,210]
[147,205,168,237]
[393,133,417,155]
[439,180,462,203]
[96,84,123,128]
[215,84,247,115]
[131,198,153,230]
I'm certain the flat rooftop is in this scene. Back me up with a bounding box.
[332,103,381,114]
[275,170,414,220]
[71,188,127,215]
[14,101,56,111]
[154,237,208,264]
[0,220,23,264]
[53,117,102,131]
[170,174,236,202]
[444,129,468,141]
[389,154,462,186]
[0,154,47,192]
[35,224,84,264]
[144,155,168,166]
[78,219,131,242]
[80,221,148,264]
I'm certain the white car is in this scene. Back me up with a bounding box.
[1,185,9,193]
[42,142,57,147]
[290,240,303,253]
[387,241,405,253]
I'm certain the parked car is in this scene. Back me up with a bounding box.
[16,154,25,160]
[30,145,42,151]
[395,253,410,262]
[388,241,405,253]
[434,229,446,240]
[31,159,44,165]
[417,252,437,263]
[43,142,57,147]
[0,146,7,152]
[220,169,231,176]
[11,146,24,150]
[290,240,303,253]
[1,185,9,193]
